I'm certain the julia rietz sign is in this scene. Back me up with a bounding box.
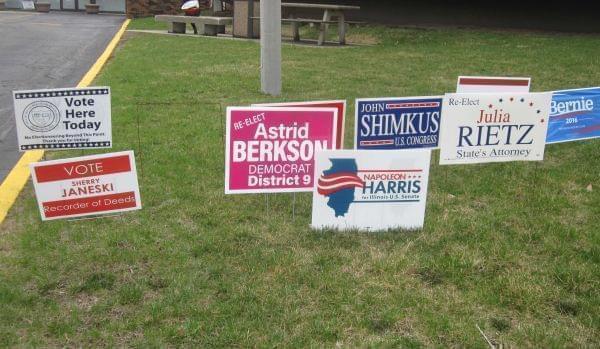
[439,93,552,165]
[225,107,338,194]
[311,149,431,231]
[30,151,142,221]
[355,96,442,149]
[13,87,111,151]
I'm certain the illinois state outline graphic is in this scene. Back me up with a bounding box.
[317,159,363,217]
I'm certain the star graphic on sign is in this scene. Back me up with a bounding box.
[510,97,514,102]
[488,104,493,108]
[540,119,545,123]
[529,102,534,107]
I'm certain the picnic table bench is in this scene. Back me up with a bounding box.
[251,3,360,45]
[155,15,233,36]
[282,2,361,45]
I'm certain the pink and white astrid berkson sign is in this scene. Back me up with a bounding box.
[225,107,338,194]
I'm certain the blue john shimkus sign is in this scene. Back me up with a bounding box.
[547,87,600,144]
[355,97,442,149]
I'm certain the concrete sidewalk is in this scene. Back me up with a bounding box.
[0,11,124,182]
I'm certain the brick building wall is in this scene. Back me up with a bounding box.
[124,0,600,32]
[126,0,181,18]
[274,0,600,32]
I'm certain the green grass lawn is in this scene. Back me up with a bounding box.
[1,23,599,347]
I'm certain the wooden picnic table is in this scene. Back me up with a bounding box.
[282,2,360,11]
[281,2,361,45]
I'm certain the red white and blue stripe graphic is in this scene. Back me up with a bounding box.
[359,139,394,147]
[317,172,364,195]
[386,101,440,109]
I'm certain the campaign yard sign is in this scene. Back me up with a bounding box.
[547,87,600,144]
[355,96,442,149]
[225,107,338,194]
[456,76,531,93]
[13,87,112,151]
[311,149,431,231]
[439,93,552,165]
[30,151,141,221]
[253,100,346,149]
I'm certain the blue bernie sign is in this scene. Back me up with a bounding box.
[547,87,600,144]
[355,97,442,149]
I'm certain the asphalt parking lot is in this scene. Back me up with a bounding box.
[0,11,124,182]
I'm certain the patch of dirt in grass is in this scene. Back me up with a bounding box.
[391,50,427,59]
[108,306,128,322]
[367,245,387,261]
[74,272,116,293]
[148,198,179,212]
[340,261,367,278]
[413,267,445,286]
[394,317,431,346]
[0,215,17,238]
[1,194,30,242]
[394,316,417,336]
[555,298,579,316]
[490,316,512,332]
[177,215,198,232]
[454,204,476,216]
[146,274,169,291]
[120,31,136,45]
[36,279,66,298]
[0,233,14,256]
[347,32,381,45]
[75,293,99,311]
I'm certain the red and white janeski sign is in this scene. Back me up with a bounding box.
[30,151,142,220]
[456,76,531,93]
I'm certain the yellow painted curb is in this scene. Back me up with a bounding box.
[78,18,130,88]
[0,150,44,222]
[0,18,131,225]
